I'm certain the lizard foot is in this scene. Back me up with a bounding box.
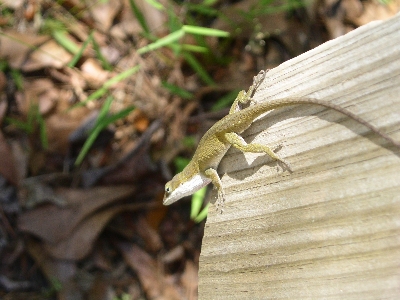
[215,188,225,214]
[272,145,293,172]
[278,158,293,173]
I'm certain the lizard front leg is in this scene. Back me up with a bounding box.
[229,70,267,114]
[204,168,225,213]
[224,132,292,171]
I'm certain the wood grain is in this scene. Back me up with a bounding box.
[199,13,400,299]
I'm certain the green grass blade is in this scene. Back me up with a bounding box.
[104,65,141,88]
[10,69,24,90]
[103,106,135,125]
[68,32,93,68]
[97,95,113,124]
[174,157,190,173]
[128,0,150,34]
[75,97,135,166]
[144,0,164,10]
[182,25,230,37]
[75,96,113,165]
[166,4,182,33]
[27,104,36,130]
[71,65,140,109]
[52,30,80,54]
[36,107,49,149]
[181,44,208,53]
[74,87,107,109]
[193,203,209,223]
[182,52,214,85]
[211,89,240,111]
[162,81,193,99]
[137,29,185,55]
[91,34,113,70]
[181,136,196,148]
[202,0,218,5]
[75,125,102,165]
[190,187,207,220]
[4,117,31,132]
[186,3,219,16]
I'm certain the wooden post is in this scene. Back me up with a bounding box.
[199,13,400,299]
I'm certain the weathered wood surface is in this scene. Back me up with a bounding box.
[199,13,400,300]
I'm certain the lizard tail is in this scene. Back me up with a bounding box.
[255,98,400,149]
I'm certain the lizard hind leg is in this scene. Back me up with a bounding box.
[224,132,292,171]
[204,168,225,213]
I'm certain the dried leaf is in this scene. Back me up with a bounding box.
[134,216,162,253]
[0,30,50,69]
[353,0,400,26]
[27,239,77,282]
[80,58,110,88]
[19,176,67,209]
[0,131,19,185]
[87,276,113,300]
[44,202,156,260]
[46,108,88,154]
[86,0,122,31]
[22,79,58,115]
[27,239,83,299]
[18,185,135,244]
[118,242,182,300]
[44,205,125,260]
[82,120,160,186]
[1,0,24,9]
[0,72,6,104]
[133,110,150,132]
[23,40,72,71]
[180,261,198,300]
[8,140,28,184]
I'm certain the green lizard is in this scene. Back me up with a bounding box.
[163,70,400,209]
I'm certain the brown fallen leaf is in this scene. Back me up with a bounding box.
[181,261,198,300]
[125,0,165,34]
[321,0,363,38]
[353,0,400,26]
[80,58,110,88]
[23,39,72,71]
[19,175,67,209]
[134,215,163,253]
[0,30,50,69]
[133,109,150,133]
[18,185,136,244]
[87,0,122,32]
[44,205,126,260]
[162,245,185,266]
[27,239,83,299]
[44,202,159,260]
[118,242,183,300]
[1,0,24,10]
[0,131,19,186]
[0,71,6,103]
[45,106,89,155]
[82,120,161,187]
[22,79,58,116]
[0,30,73,71]
[87,275,113,300]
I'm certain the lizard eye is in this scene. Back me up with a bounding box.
[165,186,171,194]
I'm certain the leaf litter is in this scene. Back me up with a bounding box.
[0,0,399,299]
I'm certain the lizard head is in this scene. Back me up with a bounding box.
[163,172,211,205]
